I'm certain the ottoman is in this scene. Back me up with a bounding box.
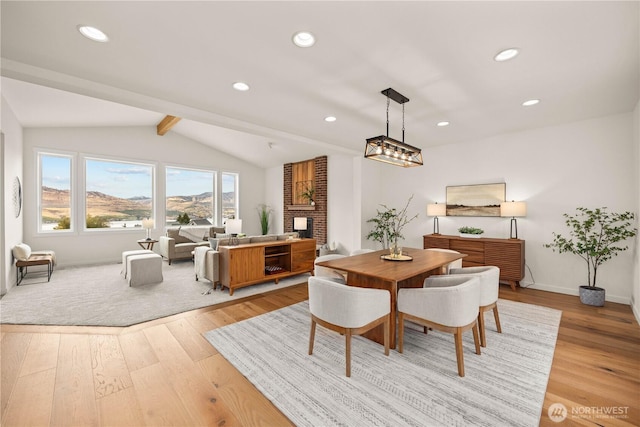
[121,249,154,278]
[127,253,163,287]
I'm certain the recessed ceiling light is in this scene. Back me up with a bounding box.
[436,121,450,127]
[232,82,250,91]
[292,31,316,48]
[522,99,540,107]
[77,25,109,42]
[494,48,519,62]
[324,116,336,122]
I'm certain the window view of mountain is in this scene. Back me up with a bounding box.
[41,186,235,228]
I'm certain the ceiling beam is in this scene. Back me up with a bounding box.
[157,115,181,135]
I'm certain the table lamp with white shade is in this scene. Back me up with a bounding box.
[500,201,527,239]
[294,217,308,238]
[226,219,243,245]
[142,218,154,240]
[426,203,446,235]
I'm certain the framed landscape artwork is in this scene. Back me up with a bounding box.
[446,183,505,216]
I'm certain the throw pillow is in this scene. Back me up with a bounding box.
[209,238,219,250]
[12,243,32,261]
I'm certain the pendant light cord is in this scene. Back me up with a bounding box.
[386,95,390,137]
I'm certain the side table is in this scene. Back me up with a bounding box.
[137,239,159,250]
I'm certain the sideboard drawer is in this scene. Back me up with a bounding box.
[461,251,484,264]
[450,239,484,252]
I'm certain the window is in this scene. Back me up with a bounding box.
[38,153,73,232]
[85,158,154,230]
[222,172,239,222]
[166,167,216,226]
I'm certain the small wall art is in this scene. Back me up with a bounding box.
[446,183,505,217]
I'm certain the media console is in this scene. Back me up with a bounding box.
[218,238,316,295]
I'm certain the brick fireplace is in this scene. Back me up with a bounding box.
[284,156,327,245]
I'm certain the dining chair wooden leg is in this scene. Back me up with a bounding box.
[308,319,316,355]
[345,329,352,377]
[383,316,390,356]
[454,328,465,377]
[478,310,487,347]
[398,313,405,353]
[493,306,503,334]
[472,322,481,355]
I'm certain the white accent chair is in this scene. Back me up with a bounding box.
[314,254,347,284]
[449,266,502,347]
[397,275,481,377]
[308,276,391,377]
[425,248,463,273]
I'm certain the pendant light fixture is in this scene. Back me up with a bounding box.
[364,88,423,167]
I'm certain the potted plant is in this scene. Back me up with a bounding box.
[366,195,418,258]
[299,184,315,206]
[544,207,637,306]
[458,226,484,238]
[257,204,272,235]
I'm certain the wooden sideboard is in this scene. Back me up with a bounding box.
[219,238,316,295]
[423,234,525,290]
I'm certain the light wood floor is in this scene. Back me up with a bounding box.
[1,283,638,427]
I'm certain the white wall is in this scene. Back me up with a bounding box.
[22,126,266,269]
[1,96,24,295]
[358,112,637,304]
[632,100,640,321]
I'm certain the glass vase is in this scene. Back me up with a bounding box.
[389,242,403,258]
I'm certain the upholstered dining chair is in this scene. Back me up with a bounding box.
[425,248,463,274]
[449,266,502,347]
[397,275,481,377]
[307,276,391,377]
[314,254,347,284]
[350,248,374,256]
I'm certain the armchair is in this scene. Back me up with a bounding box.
[397,275,481,377]
[425,248,462,273]
[449,266,502,347]
[308,276,391,377]
[314,254,347,284]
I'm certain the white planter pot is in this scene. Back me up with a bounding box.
[459,233,482,238]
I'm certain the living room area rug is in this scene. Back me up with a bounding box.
[0,261,308,327]
[205,299,561,427]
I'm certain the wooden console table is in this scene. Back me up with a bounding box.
[423,234,525,290]
[219,238,316,295]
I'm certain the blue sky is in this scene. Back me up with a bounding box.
[86,159,152,199]
[41,155,71,190]
[42,155,236,199]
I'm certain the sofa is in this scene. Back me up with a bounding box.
[159,226,301,264]
[210,232,300,248]
[159,225,225,264]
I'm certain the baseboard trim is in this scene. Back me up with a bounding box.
[520,281,631,305]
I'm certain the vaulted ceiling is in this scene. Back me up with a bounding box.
[2,1,638,168]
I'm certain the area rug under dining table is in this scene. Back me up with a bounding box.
[205,299,561,427]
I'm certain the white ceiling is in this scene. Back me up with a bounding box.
[1,1,638,168]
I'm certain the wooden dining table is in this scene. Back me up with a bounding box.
[315,248,466,348]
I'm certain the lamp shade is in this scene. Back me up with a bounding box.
[500,201,527,217]
[427,203,446,217]
[226,219,242,234]
[294,217,308,230]
[142,218,154,229]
